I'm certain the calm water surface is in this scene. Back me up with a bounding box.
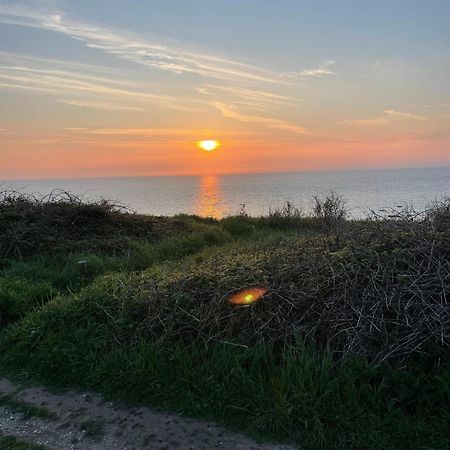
[3,167,450,219]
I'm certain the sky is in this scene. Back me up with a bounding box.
[0,0,449,179]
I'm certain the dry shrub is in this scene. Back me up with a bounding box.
[427,198,450,231]
[312,192,347,244]
[0,190,190,259]
[268,200,303,220]
[123,205,450,366]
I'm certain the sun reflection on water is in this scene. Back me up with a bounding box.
[194,175,226,218]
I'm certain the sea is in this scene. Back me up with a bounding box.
[2,167,450,219]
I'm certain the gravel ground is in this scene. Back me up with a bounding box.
[0,378,298,450]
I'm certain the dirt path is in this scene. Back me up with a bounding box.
[0,378,297,450]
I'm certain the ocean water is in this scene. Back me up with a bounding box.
[2,167,450,219]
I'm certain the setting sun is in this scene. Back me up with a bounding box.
[197,140,220,152]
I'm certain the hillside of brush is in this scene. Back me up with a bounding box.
[0,190,201,258]
[0,191,449,450]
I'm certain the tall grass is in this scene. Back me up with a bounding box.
[1,322,448,449]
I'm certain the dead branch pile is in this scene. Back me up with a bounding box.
[118,200,450,366]
[0,190,189,258]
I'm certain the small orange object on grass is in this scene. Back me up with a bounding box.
[227,286,268,306]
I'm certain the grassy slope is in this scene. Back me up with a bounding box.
[0,194,449,450]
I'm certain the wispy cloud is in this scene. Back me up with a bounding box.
[417,103,450,108]
[414,103,450,118]
[210,102,309,135]
[281,60,336,79]
[0,3,317,137]
[0,5,284,85]
[83,128,261,138]
[0,80,60,94]
[86,128,207,137]
[343,109,425,126]
[51,127,270,145]
[57,99,147,112]
[0,54,201,112]
[197,84,295,107]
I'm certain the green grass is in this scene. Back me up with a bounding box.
[0,227,235,327]
[1,196,449,450]
[1,238,449,449]
[0,276,55,326]
[1,334,448,450]
[0,435,47,450]
[0,213,313,328]
[0,393,57,420]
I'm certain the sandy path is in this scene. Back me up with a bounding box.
[0,378,297,450]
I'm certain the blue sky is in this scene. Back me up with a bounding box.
[0,0,449,178]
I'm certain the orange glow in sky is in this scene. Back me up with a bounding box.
[0,2,449,180]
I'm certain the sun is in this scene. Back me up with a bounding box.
[197,140,220,152]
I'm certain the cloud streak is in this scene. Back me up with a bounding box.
[0,54,201,112]
[343,109,425,126]
[81,128,268,140]
[197,84,295,106]
[210,102,309,135]
[57,99,147,112]
[0,5,285,85]
[281,60,336,79]
[0,3,319,138]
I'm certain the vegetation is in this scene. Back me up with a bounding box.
[0,435,47,450]
[0,191,449,449]
[0,392,57,420]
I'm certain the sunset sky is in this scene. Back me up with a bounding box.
[1,0,449,179]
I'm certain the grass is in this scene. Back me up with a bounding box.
[1,336,448,449]
[0,217,236,327]
[0,435,47,450]
[0,392,57,420]
[0,192,449,449]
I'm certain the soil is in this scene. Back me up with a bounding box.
[0,378,297,450]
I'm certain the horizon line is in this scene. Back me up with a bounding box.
[2,164,450,183]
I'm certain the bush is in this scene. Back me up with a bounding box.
[0,190,194,259]
[265,201,307,230]
[5,215,448,366]
[313,192,347,244]
[221,216,255,237]
[427,198,450,231]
